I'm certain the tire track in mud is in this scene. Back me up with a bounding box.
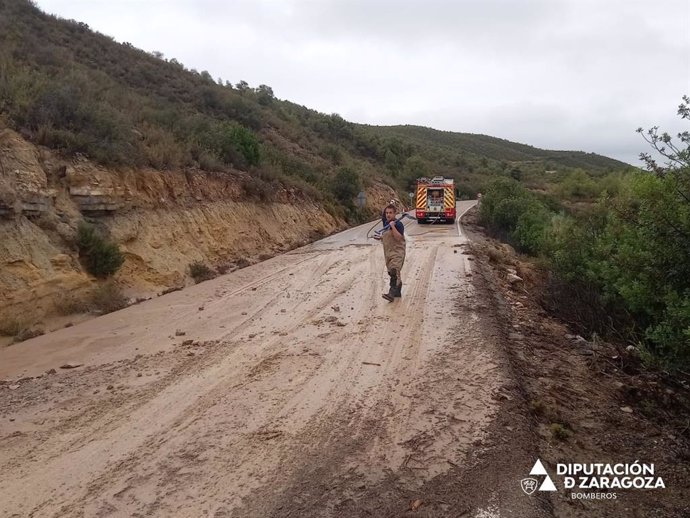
[0,254,328,478]
[101,246,381,515]
[384,243,442,458]
[1,203,506,518]
[326,241,445,474]
[0,252,315,512]
[91,246,383,516]
[227,233,501,516]
[22,246,378,517]
[233,245,502,518]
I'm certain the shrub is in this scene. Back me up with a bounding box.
[557,169,598,200]
[77,223,124,278]
[90,280,129,314]
[189,261,216,283]
[229,124,260,166]
[0,317,26,337]
[479,177,554,253]
[511,201,551,254]
[321,144,343,164]
[479,178,531,235]
[142,123,187,169]
[549,423,570,441]
[12,327,45,344]
[644,293,690,367]
[54,291,91,315]
[241,177,273,201]
[331,166,360,206]
[194,121,261,169]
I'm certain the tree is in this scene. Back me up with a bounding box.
[637,95,690,174]
[229,124,260,166]
[331,167,360,206]
[384,138,407,177]
[592,96,690,367]
[256,84,274,105]
[402,155,430,189]
[201,122,261,168]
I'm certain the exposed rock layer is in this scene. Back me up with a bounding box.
[0,128,395,325]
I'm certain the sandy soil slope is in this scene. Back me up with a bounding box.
[0,201,547,517]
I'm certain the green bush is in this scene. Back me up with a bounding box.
[77,223,124,278]
[479,177,553,252]
[491,197,527,234]
[541,157,690,369]
[557,169,599,200]
[511,201,551,254]
[331,166,360,206]
[192,121,260,169]
[229,124,261,166]
[549,423,570,441]
[644,292,690,366]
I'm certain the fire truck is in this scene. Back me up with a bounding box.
[415,176,456,224]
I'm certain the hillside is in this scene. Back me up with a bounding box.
[371,124,630,171]
[0,0,629,202]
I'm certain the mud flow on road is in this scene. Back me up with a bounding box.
[0,201,534,517]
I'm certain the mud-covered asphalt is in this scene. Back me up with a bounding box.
[1,201,547,517]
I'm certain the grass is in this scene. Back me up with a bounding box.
[12,327,45,344]
[0,317,45,344]
[549,423,570,441]
[0,317,27,337]
[89,281,129,314]
[54,291,92,315]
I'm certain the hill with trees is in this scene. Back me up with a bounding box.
[0,0,631,218]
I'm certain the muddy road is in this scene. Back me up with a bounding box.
[0,201,541,517]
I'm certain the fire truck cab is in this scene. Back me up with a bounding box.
[415,176,456,224]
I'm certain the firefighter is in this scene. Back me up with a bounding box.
[378,203,406,301]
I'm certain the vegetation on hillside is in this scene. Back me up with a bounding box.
[479,97,690,370]
[76,223,124,278]
[0,0,628,221]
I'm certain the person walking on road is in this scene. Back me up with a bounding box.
[376,203,406,302]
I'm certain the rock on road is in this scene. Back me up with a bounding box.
[0,201,524,517]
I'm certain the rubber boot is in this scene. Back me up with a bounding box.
[393,283,402,298]
[389,271,396,289]
[383,272,397,302]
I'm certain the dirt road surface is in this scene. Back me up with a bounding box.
[0,201,547,517]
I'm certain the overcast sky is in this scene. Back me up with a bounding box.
[35,0,690,165]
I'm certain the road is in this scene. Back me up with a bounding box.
[0,200,509,517]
